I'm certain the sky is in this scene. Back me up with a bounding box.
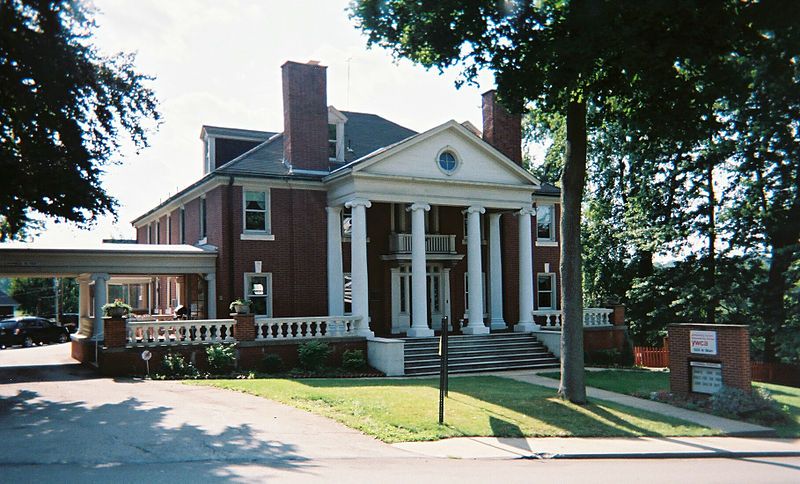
[22,0,501,247]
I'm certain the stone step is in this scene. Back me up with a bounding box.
[405,341,548,355]
[404,359,560,375]
[405,351,555,367]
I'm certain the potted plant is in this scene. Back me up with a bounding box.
[103,299,133,318]
[229,298,252,315]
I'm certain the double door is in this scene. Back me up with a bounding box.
[390,263,451,334]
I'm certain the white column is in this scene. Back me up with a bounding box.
[515,207,538,332]
[408,202,433,337]
[205,273,217,319]
[91,273,109,340]
[488,212,506,330]
[326,206,345,316]
[77,275,90,336]
[463,205,489,335]
[346,198,373,337]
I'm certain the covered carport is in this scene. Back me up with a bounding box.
[0,244,217,340]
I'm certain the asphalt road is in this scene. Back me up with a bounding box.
[1,344,798,483]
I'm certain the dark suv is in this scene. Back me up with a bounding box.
[0,317,71,348]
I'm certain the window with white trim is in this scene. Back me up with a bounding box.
[464,272,488,317]
[147,223,152,244]
[243,190,270,233]
[341,207,352,237]
[179,207,186,244]
[244,272,272,317]
[537,273,556,310]
[199,197,207,240]
[536,204,555,241]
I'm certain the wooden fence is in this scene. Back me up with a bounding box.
[633,346,669,367]
[634,346,799,387]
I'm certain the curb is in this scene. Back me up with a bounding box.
[524,451,800,460]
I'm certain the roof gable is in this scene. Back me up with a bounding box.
[349,121,540,187]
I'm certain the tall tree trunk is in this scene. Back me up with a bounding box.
[706,157,717,323]
[559,100,588,404]
[762,243,793,362]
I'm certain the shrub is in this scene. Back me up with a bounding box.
[206,344,236,374]
[710,386,790,425]
[298,340,331,371]
[161,352,195,378]
[260,353,284,374]
[342,349,367,372]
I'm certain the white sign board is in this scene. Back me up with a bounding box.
[691,362,723,394]
[690,330,717,355]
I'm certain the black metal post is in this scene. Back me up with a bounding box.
[439,316,449,424]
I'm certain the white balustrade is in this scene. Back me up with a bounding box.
[254,316,362,340]
[388,233,456,254]
[532,308,614,329]
[127,319,236,347]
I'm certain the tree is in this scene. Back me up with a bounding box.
[351,0,746,403]
[9,277,77,317]
[0,0,160,240]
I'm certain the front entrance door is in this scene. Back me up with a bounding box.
[391,263,451,334]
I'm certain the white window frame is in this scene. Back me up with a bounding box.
[462,211,486,245]
[435,146,461,176]
[166,215,172,244]
[240,188,274,240]
[536,204,557,245]
[179,206,185,244]
[146,223,152,244]
[463,272,488,318]
[244,272,272,317]
[198,196,207,244]
[537,272,557,310]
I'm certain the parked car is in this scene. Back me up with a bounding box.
[0,317,71,348]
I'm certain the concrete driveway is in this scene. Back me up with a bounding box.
[1,345,799,483]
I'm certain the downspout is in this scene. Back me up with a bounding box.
[228,177,235,312]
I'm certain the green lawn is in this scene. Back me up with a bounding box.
[540,370,800,437]
[189,376,718,443]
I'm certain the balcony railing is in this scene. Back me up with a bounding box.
[388,233,457,254]
[255,315,362,340]
[532,308,614,330]
[127,319,236,347]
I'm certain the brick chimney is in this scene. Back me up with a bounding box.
[282,60,329,171]
[481,90,522,165]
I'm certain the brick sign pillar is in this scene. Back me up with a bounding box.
[233,314,256,341]
[103,316,128,348]
[668,323,751,397]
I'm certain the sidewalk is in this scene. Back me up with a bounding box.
[394,436,800,460]
[498,371,774,436]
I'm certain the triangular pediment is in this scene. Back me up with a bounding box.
[351,121,539,187]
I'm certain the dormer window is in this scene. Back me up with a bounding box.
[328,106,348,163]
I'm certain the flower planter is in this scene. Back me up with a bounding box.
[233,304,250,315]
[106,307,128,318]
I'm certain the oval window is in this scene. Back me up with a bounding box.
[438,150,458,173]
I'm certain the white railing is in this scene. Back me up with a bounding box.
[255,315,362,340]
[532,308,614,330]
[388,233,457,254]
[127,319,236,347]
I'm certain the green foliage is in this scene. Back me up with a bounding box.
[0,0,160,240]
[260,353,284,374]
[297,340,332,371]
[341,349,367,372]
[161,352,196,378]
[206,344,236,374]
[9,277,78,317]
[102,299,132,315]
[710,387,790,426]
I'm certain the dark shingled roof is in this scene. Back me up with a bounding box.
[535,182,561,196]
[212,111,417,179]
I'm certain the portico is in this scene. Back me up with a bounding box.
[322,120,543,338]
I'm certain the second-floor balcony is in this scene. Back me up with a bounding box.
[388,233,457,254]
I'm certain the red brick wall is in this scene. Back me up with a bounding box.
[481,90,522,164]
[668,323,752,396]
[282,61,329,171]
